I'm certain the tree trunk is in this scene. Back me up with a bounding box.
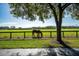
[56,4,63,43]
[56,22,62,43]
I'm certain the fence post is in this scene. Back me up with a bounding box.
[62,31,64,38]
[76,31,78,38]
[50,31,52,38]
[24,32,26,39]
[10,32,12,39]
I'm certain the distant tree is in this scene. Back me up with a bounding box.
[18,27,22,29]
[9,3,79,44]
[10,26,15,29]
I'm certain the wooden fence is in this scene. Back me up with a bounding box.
[0,31,79,39]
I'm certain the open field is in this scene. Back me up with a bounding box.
[0,38,79,48]
[0,28,79,39]
[0,28,79,48]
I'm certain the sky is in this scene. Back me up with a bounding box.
[0,3,79,28]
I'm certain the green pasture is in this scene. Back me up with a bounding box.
[0,38,79,48]
[0,28,79,39]
[0,28,79,48]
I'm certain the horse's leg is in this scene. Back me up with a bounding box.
[37,32,39,39]
[38,32,42,39]
[38,32,41,39]
[40,32,43,38]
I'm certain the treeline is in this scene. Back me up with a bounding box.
[0,26,15,30]
[32,26,79,29]
[62,26,79,29]
[0,26,79,30]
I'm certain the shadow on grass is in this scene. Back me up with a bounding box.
[46,40,79,56]
[26,39,79,56]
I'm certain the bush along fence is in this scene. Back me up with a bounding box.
[0,31,79,39]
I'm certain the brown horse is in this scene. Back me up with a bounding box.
[32,29,43,39]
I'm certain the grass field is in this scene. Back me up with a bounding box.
[0,28,79,48]
[0,28,79,39]
[0,38,79,48]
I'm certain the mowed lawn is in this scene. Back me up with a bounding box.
[0,39,52,48]
[0,38,79,48]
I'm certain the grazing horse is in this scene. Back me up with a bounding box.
[32,29,43,39]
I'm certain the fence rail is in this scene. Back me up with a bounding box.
[0,30,79,39]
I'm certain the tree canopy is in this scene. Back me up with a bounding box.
[9,4,52,22]
[9,3,79,22]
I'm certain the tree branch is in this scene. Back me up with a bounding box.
[48,3,56,11]
[48,3,58,25]
[62,3,71,10]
